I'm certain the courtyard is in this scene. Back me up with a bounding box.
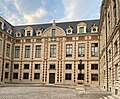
[0,84,110,99]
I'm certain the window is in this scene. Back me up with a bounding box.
[113,0,117,24]
[0,39,2,55]
[78,64,84,70]
[79,27,84,33]
[109,49,111,62]
[14,46,20,58]
[14,64,19,69]
[114,40,118,55]
[115,64,118,81]
[34,73,40,79]
[5,63,9,68]
[78,74,84,80]
[5,72,9,79]
[24,64,29,69]
[91,74,98,81]
[51,29,56,37]
[91,64,98,70]
[35,45,41,58]
[35,64,40,69]
[13,73,18,79]
[78,43,85,57]
[66,64,72,70]
[6,43,10,57]
[91,43,98,56]
[65,73,72,80]
[25,46,30,58]
[50,44,56,58]
[109,68,111,81]
[23,73,29,79]
[50,64,55,69]
[27,31,31,36]
[66,44,72,57]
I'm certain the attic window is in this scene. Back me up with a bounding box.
[27,31,31,36]
[51,29,56,37]
[91,24,98,33]
[16,32,21,37]
[36,29,42,36]
[0,22,2,29]
[66,26,73,34]
[93,28,96,32]
[79,27,84,33]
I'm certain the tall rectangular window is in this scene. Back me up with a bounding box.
[109,68,111,81]
[78,64,84,70]
[78,43,85,57]
[35,45,41,58]
[114,40,118,55]
[91,43,98,56]
[91,74,98,81]
[79,27,84,33]
[115,64,118,81]
[5,63,9,68]
[51,29,56,37]
[6,43,10,57]
[0,39,2,55]
[66,44,72,57]
[0,22,2,29]
[113,0,117,24]
[50,44,56,58]
[91,64,98,70]
[25,46,30,58]
[109,49,111,62]
[5,72,9,79]
[27,31,31,36]
[14,46,20,58]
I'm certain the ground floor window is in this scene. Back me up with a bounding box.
[65,73,72,80]
[78,74,84,80]
[91,74,98,81]
[13,73,18,79]
[23,73,29,79]
[34,73,40,79]
[5,72,9,79]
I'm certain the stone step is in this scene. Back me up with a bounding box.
[103,96,109,99]
[107,95,120,99]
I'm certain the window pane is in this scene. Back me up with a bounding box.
[66,44,72,57]
[65,73,72,80]
[0,39,2,55]
[91,74,98,81]
[35,45,41,58]
[50,45,56,58]
[25,46,30,58]
[6,44,10,57]
[14,46,20,58]
[91,43,98,56]
[51,29,56,37]
[79,27,84,33]
[78,43,85,57]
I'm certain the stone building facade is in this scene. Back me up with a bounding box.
[0,16,99,86]
[99,0,120,95]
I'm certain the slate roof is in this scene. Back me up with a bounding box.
[0,16,99,37]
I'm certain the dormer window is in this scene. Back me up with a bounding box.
[79,27,84,33]
[27,31,31,36]
[51,29,56,37]
[7,28,12,34]
[91,24,98,33]
[0,22,2,29]
[0,21,4,30]
[77,22,86,34]
[36,29,42,36]
[16,32,21,37]
[25,26,33,37]
[66,26,73,34]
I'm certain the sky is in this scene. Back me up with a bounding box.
[0,0,102,25]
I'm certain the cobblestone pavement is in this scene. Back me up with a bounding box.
[0,86,110,99]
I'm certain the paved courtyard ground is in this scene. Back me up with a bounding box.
[0,85,110,99]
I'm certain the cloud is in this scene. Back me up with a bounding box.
[23,8,47,24]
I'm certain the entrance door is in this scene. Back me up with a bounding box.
[49,73,55,84]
